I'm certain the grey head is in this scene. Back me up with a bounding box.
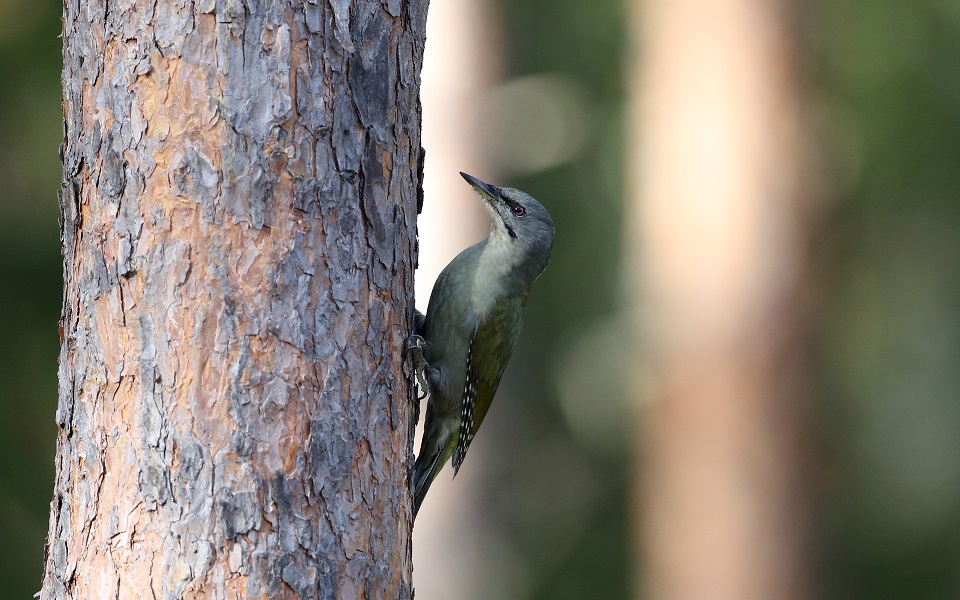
[460,172,555,280]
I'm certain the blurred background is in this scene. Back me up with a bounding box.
[2,0,959,598]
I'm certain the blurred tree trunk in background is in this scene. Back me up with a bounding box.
[42,0,426,597]
[628,1,816,599]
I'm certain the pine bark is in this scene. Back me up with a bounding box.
[43,0,426,597]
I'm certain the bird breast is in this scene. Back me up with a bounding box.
[470,240,522,319]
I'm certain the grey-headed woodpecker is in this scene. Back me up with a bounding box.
[408,172,554,517]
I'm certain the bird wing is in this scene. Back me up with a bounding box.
[452,294,527,474]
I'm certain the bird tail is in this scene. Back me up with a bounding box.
[412,432,455,518]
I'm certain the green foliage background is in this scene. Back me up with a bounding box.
[0,0,64,596]
[1,0,958,598]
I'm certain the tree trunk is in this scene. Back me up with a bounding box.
[43,0,426,598]
[627,1,815,599]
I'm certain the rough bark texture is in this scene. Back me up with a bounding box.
[43,0,426,597]
[628,1,814,599]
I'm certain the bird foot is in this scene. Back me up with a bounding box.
[402,334,430,400]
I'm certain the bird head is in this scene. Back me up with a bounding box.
[460,172,555,274]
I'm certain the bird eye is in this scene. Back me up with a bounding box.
[512,205,526,217]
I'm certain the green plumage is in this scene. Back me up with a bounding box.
[411,173,554,517]
[454,293,527,466]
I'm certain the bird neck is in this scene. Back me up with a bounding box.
[477,235,523,280]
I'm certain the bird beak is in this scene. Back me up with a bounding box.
[460,172,502,204]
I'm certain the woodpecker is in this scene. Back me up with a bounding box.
[408,172,554,517]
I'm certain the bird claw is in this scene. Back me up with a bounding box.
[402,334,425,358]
[403,334,430,400]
